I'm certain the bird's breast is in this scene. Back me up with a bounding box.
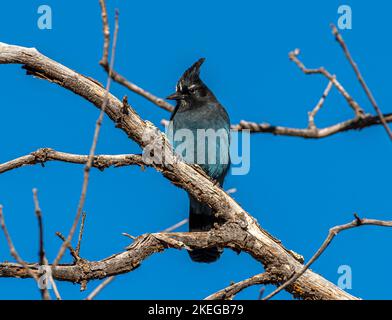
[170,104,230,180]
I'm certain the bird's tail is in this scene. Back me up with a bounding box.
[188,196,222,263]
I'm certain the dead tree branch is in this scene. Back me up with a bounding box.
[75,212,87,257]
[0,2,389,300]
[0,205,51,300]
[289,48,365,117]
[98,0,174,112]
[97,1,392,141]
[0,219,356,300]
[163,113,392,138]
[0,41,377,300]
[0,148,145,174]
[263,214,392,300]
[32,189,53,300]
[162,218,188,233]
[85,276,115,300]
[204,272,273,300]
[52,10,119,268]
[230,113,392,138]
[97,1,392,140]
[331,24,392,140]
[308,80,334,129]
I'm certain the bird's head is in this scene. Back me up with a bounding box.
[167,58,213,103]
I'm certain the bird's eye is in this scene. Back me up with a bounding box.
[188,86,197,94]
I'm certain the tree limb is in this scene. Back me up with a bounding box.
[230,113,392,138]
[98,0,174,113]
[0,41,360,300]
[96,1,392,140]
[331,24,392,141]
[85,276,115,300]
[263,214,392,300]
[204,272,273,300]
[52,9,120,268]
[0,148,145,174]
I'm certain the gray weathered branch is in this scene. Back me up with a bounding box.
[0,41,359,300]
[230,113,392,138]
[0,148,144,174]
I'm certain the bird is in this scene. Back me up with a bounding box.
[167,58,230,263]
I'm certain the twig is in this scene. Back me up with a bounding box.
[263,214,392,300]
[55,232,80,262]
[32,189,51,300]
[205,273,273,300]
[308,80,334,129]
[331,24,392,141]
[85,276,115,300]
[75,212,87,257]
[289,48,365,118]
[33,189,45,268]
[98,0,110,67]
[52,10,120,268]
[0,205,52,299]
[121,232,136,240]
[0,206,39,281]
[162,218,188,233]
[98,0,174,112]
[50,277,62,300]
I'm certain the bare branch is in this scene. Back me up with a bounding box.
[0,42,359,300]
[308,80,334,129]
[50,277,62,300]
[331,24,392,141]
[231,113,392,138]
[289,48,365,118]
[0,206,39,282]
[0,4,389,298]
[0,205,51,299]
[33,189,45,268]
[162,218,188,233]
[95,7,391,141]
[0,148,145,175]
[32,189,52,300]
[263,214,392,300]
[98,0,174,112]
[121,232,136,240]
[164,115,392,139]
[98,0,110,67]
[55,232,81,263]
[205,272,273,300]
[75,212,87,257]
[0,223,357,300]
[52,11,120,267]
[85,276,115,300]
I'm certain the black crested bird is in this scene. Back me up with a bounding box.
[167,58,230,263]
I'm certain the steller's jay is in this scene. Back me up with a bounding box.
[167,58,230,263]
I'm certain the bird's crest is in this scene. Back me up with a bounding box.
[177,58,205,92]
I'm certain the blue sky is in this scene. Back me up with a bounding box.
[0,0,391,299]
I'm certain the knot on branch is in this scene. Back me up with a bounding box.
[32,148,53,166]
[92,156,111,171]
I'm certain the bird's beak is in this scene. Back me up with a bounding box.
[166,92,184,100]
